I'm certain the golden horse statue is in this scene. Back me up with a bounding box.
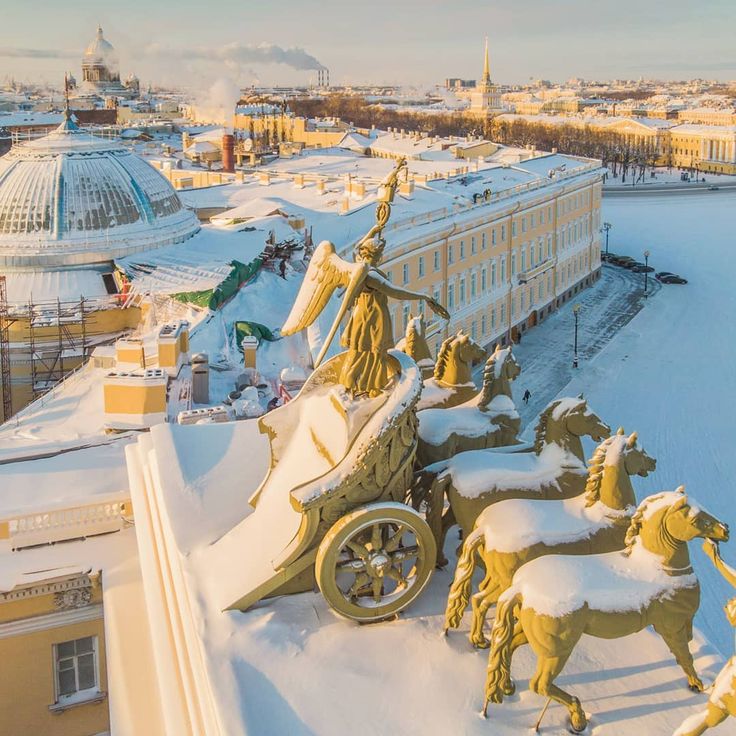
[674,541,736,736]
[395,313,435,378]
[416,332,487,410]
[416,344,522,466]
[483,488,730,732]
[282,158,449,398]
[414,397,611,561]
[444,429,656,647]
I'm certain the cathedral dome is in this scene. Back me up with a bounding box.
[83,26,116,65]
[0,117,200,268]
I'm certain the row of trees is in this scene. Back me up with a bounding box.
[288,95,673,183]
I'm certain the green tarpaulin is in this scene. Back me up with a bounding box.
[173,257,263,311]
[234,320,278,347]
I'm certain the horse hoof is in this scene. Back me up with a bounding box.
[688,679,704,692]
[568,713,587,733]
[502,680,516,697]
[471,637,490,649]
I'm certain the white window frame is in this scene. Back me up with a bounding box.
[53,636,101,707]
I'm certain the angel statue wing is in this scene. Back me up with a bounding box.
[282,240,368,366]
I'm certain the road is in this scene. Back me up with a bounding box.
[473,264,658,430]
[604,182,736,197]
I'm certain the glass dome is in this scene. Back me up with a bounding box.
[0,117,200,268]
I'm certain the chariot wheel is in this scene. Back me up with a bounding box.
[315,502,437,622]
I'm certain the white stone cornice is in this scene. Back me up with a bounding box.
[0,603,103,639]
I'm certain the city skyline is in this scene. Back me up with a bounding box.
[0,0,735,88]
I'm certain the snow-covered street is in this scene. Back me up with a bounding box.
[542,190,736,658]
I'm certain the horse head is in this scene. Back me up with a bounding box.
[621,430,657,478]
[456,331,486,365]
[585,428,656,510]
[536,397,610,462]
[625,488,729,571]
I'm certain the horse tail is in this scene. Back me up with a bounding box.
[483,588,522,712]
[444,529,484,632]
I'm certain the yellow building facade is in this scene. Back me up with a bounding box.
[381,174,602,351]
[0,571,109,736]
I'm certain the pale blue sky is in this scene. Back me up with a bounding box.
[1,0,734,88]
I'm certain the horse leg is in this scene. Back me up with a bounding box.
[655,624,703,691]
[530,654,587,733]
[470,576,503,648]
[498,624,529,697]
[675,703,728,736]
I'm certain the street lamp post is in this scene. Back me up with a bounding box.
[644,250,650,297]
[602,222,612,257]
[572,303,581,368]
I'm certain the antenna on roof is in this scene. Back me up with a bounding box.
[63,73,71,121]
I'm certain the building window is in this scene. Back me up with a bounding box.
[540,210,545,225]
[501,224,506,242]
[403,263,409,284]
[459,277,466,305]
[481,232,487,249]
[460,241,465,259]
[500,303,506,324]
[521,247,526,272]
[448,284,455,310]
[418,256,425,278]
[403,303,410,329]
[433,250,440,271]
[471,320,477,340]
[511,253,517,276]
[491,261,497,288]
[471,236,476,254]
[54,637,99,704]
[481,268,487,292]
[492,229,496,246]
[512,221,517,237]
[471,273,477,299]
[448,245,454,264]
[522,217,527,233]
[521,291,525,311]
[547,234,552,258]
[491,308,496,330]
[500,257,506,283]
[531,213,536,229]
[481,314,486,335]
[538,282,544,300]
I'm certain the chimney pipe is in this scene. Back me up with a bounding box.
[222,134,235,173]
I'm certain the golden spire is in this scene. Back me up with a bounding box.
[482,37,491,85]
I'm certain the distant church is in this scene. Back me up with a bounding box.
[74,26,139,99]
[468,38,503,118]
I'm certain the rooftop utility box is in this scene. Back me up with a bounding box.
[157,320,190,376]
[103,368,168,428]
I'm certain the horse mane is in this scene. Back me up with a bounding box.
[583,434,620,507]
[477,349,498,408]
[533,400,558,453]
[433,335,454,380]
[622,492,672,555]
[405,317,418,356]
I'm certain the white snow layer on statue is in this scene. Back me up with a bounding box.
[432,443,583,499]
[417,406,499,445]
[197,350,421,610]
[472,495,630,554]
[509,540,697,618]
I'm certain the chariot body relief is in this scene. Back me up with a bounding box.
[282,158,449,397]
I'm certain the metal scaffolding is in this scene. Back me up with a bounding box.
[0,276,12,421]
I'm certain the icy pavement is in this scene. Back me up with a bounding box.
[474,264,657,431]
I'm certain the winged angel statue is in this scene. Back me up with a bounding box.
[282,158,449,398]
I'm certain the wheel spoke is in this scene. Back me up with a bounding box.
[370,523,383,551]
[390,545,420,563]
[348,572,370,598]
[384,525,407,552]
[386,566,408,587]
[372,577,383,603]
[337,558,366,573]
[346,540,369,560]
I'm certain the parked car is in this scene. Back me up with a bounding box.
[659,274,688,284]
[655,271,674,280]
[610,255,636,267]
[708,185,720,191]
[630,264,655,273]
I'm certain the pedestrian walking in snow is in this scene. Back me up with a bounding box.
[523,389,531,405]
[279,258,287,279]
